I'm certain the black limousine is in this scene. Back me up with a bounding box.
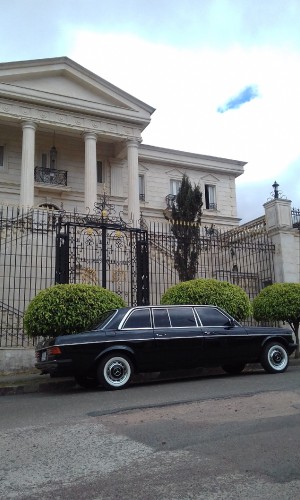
[35,305,297,390]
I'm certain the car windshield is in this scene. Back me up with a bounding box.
[91,310,117,330]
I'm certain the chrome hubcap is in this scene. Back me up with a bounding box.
[109,361,125,380]
[268,346,287,370]
[104,358,131,387]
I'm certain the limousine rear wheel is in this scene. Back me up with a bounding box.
[261,342,289,373]
[98,353,133,390]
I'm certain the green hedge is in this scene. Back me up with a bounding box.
[24,284,126,338]
[161,278,251,320]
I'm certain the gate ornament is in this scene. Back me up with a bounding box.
[94,191,132,228]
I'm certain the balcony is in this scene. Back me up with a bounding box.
[207,202,217,210]
[166,194,176,209]
[34,166,68,186]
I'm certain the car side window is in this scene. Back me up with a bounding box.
[122,309,151,329]
[168,307,197,327]
[153,309,171,328]
[195,307,231,327]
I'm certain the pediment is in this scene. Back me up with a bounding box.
[138,163,149,172]
[0,57,155,128]
[166,168,185,178]
[200,174,220,182]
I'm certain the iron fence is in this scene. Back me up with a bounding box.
[0,207,275,347]
[0,206,149,346]
[147,220,275,306]
[292,207,300,229]
[0,206,57,347]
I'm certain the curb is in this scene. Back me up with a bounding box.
[0,360,299,396]
[0,376,76,396]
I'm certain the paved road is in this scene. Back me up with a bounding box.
[1,366,300,499]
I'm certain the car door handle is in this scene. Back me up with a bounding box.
[156,333,167,337]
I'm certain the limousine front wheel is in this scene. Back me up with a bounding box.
[98,354,133,390]
[261,342,289,373]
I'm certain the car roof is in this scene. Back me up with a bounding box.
[118,305,219,310]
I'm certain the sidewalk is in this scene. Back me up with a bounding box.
[1,359,299,396]
[0,371,76,396]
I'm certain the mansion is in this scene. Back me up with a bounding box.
[0,56,246,227]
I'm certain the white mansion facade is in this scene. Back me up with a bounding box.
[0,57,246,227]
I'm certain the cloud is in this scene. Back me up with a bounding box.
[69,31,300,209]
[217,85,259,113]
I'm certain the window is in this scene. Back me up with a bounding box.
[170,179,181,195]
[97,161,103,183]
[195,307,231,327]
[0,146,4,169]
[153,309,170,328]
[139,174,145,201]
[205,184,217,210]
[168,307,197,327]
[123,309,151,329]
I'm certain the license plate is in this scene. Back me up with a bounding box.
[41,351,47,361]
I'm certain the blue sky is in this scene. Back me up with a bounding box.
[2,0,300,222]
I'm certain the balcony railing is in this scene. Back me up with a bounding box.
[207,202,217,210]
[166,194,176,209]
[34,166,68,186]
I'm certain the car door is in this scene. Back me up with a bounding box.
[153,306,204,370]
[195,306,249,365]
[119,308,156,371]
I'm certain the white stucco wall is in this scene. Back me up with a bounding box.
[0,122,242,227]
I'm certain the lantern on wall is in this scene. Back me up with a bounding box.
[50,132,57,168]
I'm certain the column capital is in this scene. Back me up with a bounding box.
[21,121,37,131]
[127,137,142,147]
[83,131,97,142]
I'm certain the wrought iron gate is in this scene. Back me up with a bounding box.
[55,213,149,306]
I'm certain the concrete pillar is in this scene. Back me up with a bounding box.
[83,132,97,213]
[127,138,140,226]
[264,198,299,283]
[20,121,37,208]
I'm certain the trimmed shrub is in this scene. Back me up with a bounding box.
[161,278,251,320]
[24,284,126,338]
[253,282,300,357]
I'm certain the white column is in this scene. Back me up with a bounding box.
[83,132,97,213]
[127,138,140,226]
[20,121,37,208]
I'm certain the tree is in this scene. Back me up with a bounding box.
[161,278,251,321]
[170,174,203,281]
[24,284,126,338]
[252,283,300,358]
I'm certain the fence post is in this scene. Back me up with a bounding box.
[136,231,150,306]
[55,218,69,284]
[264,198,299,283]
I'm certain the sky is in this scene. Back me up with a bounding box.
[2,0,300,222]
